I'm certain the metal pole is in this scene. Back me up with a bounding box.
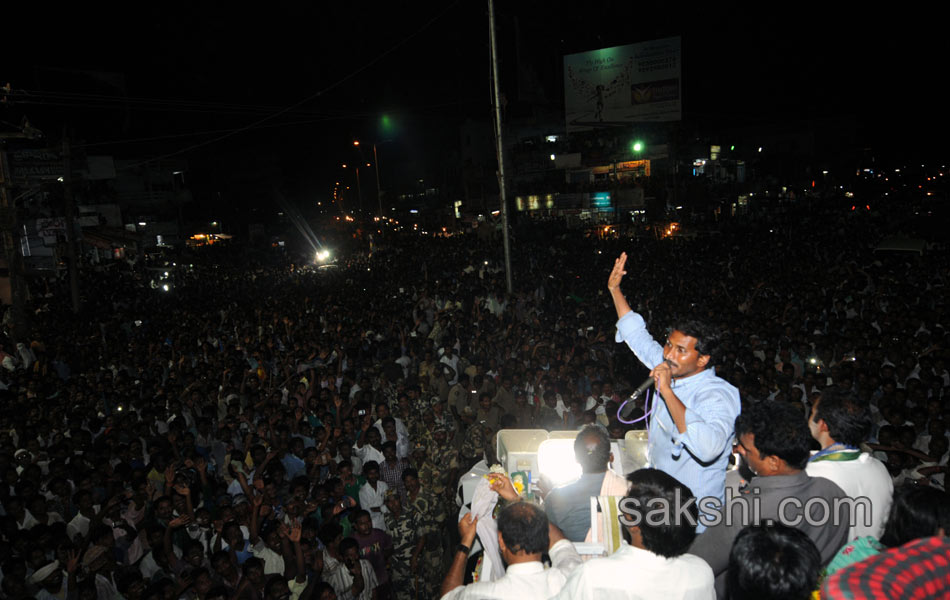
[373,143,383,218]
[488,0,513,294]
[62,137,81,313]
[355,166,363,214]
[0,144,28,342]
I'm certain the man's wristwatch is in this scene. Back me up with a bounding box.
[456,543,471,555]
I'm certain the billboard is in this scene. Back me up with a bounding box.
[564,37,681,132]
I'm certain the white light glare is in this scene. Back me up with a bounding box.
[315,250,330,262]
[162,284,170,292]
[538,440,582,487]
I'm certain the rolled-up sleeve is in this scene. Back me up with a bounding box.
[549,539,582,575]
[614,312,664,370]
[670,388,739,464]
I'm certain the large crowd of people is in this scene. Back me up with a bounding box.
[0,197,948,600]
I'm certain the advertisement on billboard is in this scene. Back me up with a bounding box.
[564,37,681,132]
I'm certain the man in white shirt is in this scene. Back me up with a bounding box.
[372,403,409,444]
[354,426,385,467]
[440,344,460,386]
[806,389,892,540]
[358,461,390,532]
[326,537,378,600]
[441,501,581,600]
[555,468,715,600]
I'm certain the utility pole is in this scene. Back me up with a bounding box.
[372,143,383,218]
[488,0,513,294]
[0,143,29,343]
[62,136,81,313]
[354,165,363,215]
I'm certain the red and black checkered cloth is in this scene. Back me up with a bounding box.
[822,536,950,599]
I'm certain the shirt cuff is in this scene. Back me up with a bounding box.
[614,311,643,343]
[670,406,706,448]
[549,538,581,567]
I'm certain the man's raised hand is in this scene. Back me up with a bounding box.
[608,252,628,292]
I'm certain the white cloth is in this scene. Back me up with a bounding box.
[251,540,286,575]
[555,542,715,600]
[139,547,180,581]
[584,469,630,546]
[16,508,39,530]
[94,573,120,600]
[65,506,100,542]
[442,539,581,600]
[469,478,503,582]
[440,354,460,385]
[326,558,377,600]
[353,443,385,467]
[806,451,893,540]
[358,481,390,531]
[373,417,410,445]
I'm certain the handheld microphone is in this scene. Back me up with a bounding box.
[619,376,655,419]
[631,376,656,398]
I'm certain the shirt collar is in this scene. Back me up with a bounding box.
[672,368,715,389]
[504,561,545,575]
[619,542,673,564]
[746,470,809,490]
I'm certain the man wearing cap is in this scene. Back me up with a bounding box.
[83,545,119,600]
[31,553,79,600]
[448,374,472,420]
[431,395,457,438]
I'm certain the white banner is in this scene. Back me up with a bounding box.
[564,37,681,132]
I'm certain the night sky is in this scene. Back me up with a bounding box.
[4,3,946,216]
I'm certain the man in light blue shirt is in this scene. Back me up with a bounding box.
[608,252,740,515]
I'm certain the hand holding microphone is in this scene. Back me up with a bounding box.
[650,360,674,392]
[619,360,671,420]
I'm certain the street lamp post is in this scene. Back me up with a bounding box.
[355,140,384,218]
[342,162,363,214]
